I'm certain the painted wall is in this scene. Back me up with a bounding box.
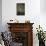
[40,0,46,31]
[2,0,40,31]
[40,0,46,13]
[2,0,46,46]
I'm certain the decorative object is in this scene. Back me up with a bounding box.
[36,25,45,46]
[16,3,25,15]
[10,20,13,21]
[25,20,30,23]
[9,19,19,23]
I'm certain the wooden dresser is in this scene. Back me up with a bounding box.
[7,23,34,46]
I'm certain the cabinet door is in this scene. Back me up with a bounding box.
[11,31,33,46]
[11,32,28,46]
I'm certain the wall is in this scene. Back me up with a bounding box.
[0,0,2,32]
[40,0,46,13]
[2,0,40,30]
[2,0,46,46]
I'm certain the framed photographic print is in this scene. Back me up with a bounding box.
[16,3,25,15]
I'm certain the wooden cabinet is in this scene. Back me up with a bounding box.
[7,23,34,46]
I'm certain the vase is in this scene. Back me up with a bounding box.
[39,40,45,46]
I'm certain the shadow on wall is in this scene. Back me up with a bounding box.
[0,15,2,32]
[0,0,2,32]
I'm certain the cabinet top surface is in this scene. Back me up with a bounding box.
[7,23,34,25]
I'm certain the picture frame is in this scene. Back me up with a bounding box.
[16,3,25,15]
